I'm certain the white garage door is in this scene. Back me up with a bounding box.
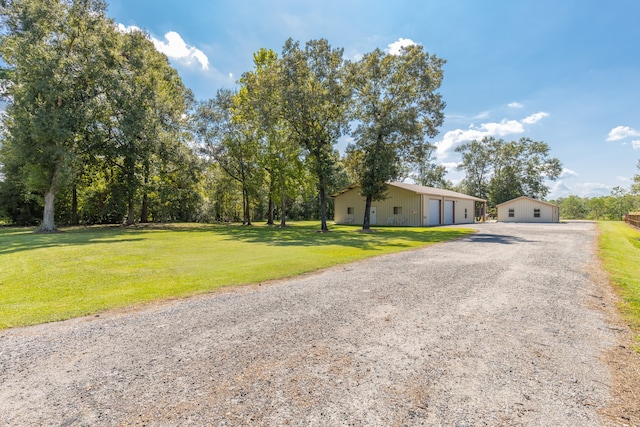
[429,199,441,226]
[444,200,454,225]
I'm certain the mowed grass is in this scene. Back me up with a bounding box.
[0,222,474,328]
[598,221,640,349]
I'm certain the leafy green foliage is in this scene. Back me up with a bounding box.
[279,38,351,231]
[0,0,196,229]
[456,136,562,206]
[346,45,445,230]
[632,160,640,195]
[0,0,115,231]
[236,48,306,227]
[554,188,640,220]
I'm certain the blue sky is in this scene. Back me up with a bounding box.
[107,0,640,199]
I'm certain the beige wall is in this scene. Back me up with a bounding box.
[497,198,559,223]
[454,199,476,224]
[334,187,478,226]
[334,186,422,226]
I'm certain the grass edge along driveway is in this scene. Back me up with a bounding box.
[598,221,640,351]
[0,222,473,329]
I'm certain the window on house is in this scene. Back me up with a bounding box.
[508,208,515,218]
[465,208,468,219]
[393,206,402,215]
[347,207,354,215]
[534,208,540,218]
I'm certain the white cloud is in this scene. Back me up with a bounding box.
[606,125,640,141]
[440,162,460,172]
[436,120,523,159]
[633,140,640,150]
[152,31,209,70]
[508,102,523,109]
[386,38,417,55]
[117,24,209,71]
[560,168,578,178]
[117,23,143,34]
[435,111,549,161]
[549,180,611,199]
[548,181,572,199]
[472,111,491,120]
[522,112,549,124]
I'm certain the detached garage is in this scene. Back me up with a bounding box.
[333,182,486,227]
[496,196,560,223]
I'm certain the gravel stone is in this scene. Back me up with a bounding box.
[0,222,633,425]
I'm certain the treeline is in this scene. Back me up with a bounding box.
[553,188,640,221]
[3,1,633,231]
[554,162,640,220]
[0,0,448,232]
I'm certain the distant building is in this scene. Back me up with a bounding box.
[332,182,486,227]
[496,196,560,223]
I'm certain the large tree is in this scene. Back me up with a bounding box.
[457,136,562,206]
[0,0,116,231]
[455,137,492,201]
[194,90,263,225]
[346,45,445,230]
[279,38,350,232]
[237,48,304,227]
[104,28,192,225]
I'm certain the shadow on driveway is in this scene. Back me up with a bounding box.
[463,233,533,244]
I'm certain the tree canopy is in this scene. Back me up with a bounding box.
[0,0,195,229]
[7,3,623,230]
[346,44,445,230]
[456,136,563,207]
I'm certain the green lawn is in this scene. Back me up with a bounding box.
[598,221,640,349]
[0,222,474,328]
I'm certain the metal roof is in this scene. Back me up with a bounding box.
[333,182,486,202]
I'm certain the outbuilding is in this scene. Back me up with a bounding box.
[333,182,486,227]
[496,196,559,223]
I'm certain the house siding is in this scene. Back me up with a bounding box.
[334,186,422,226]
[334,184,481,226]
[497,197,559,223]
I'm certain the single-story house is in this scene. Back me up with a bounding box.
[496,196,559,223]
[332,182,486,226]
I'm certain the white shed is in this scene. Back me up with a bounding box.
[332,182,486,227]
[496,196,559,223]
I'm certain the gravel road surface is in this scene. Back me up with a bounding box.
[0,222,637,426]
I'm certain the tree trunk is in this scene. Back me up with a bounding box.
[242,187,251,225]
[140,192,148,223]
[266,196,274,225]
[140,171,149,224]
[126,197,135,225]
[279,175,287,228]
[40,189,57,232]
[266,171,275,225]
[362,195,372,231]
[39,163,61,233]
[70,184,79,226]
[140,162,149,223]
[319,183,328,232]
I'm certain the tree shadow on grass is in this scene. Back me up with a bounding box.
[214,223,474,250]
[0,227,146,256]
[0,223,474,255]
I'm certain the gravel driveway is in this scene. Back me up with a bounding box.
[0,222,637,426]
